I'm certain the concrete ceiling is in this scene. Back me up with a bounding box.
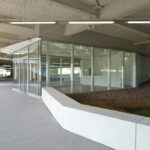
[0,0,150,59]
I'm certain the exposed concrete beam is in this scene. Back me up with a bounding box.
[114,23,150,37]
[93,23,150,42]
[63,23,150,42]
[0,41,10,47]
[99,0,150,19]
[11,24,35,30]
[53,0,98,16]
[0,15,35,29]
[64,24,93,36]
[0,23,35,41]
[133,39,150,45]
[0,32,18,40]
[0,37,17,44]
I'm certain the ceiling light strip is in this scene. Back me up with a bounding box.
[127,21,150,24]
[68,21,115,24]
[10,21,56,24]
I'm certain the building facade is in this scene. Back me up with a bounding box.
[13,39,138,97]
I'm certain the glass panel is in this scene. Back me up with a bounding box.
[13,51,20,90]
[41,40,47,56]
[74,45,91,93]
[20,47,28,92]
[41,40,47,87]
[47,41,72,93]
[41,56,46,86]
[61,57,71,86]
[49,57,61,86]
[48,41,71,57]
[94,48,109,91]
[124,52,136,88]
[111,50,122,89]
[28,42,39,95]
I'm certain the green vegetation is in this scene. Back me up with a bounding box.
[50,68,58,76]
[128,109,150,117]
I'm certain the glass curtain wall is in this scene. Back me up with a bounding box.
[41,40,47,87]
[41,41,72,93]
[20,47,28,92]
[13,40,41,96]
[124,52,136,88]
[41,40,137,94]
[94,48,109,91]
[13,51,20,90]
[74,45,92,93]
[110,50,123,89]
[13,39,137,96]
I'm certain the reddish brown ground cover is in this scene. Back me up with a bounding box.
[68,80,150,116]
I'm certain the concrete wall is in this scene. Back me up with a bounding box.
[42,87,150,150]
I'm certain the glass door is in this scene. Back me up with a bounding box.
[28,42,40,96]
[48,56,71,93]
[49,57,61,86]
[20,47,28,93]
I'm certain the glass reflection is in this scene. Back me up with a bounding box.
[13,39,137,96]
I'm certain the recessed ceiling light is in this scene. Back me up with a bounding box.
[127,21,150,24]
[68,21,115,24]
[10,21,56,24]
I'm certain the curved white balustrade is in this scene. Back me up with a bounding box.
[42,87,150,150]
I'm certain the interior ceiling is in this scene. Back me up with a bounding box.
[0,0,150,61]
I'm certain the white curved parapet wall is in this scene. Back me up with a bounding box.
[42,87,150,150]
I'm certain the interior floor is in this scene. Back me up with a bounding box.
[53,85,119,94]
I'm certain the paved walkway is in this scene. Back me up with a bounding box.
[0,85,113,150]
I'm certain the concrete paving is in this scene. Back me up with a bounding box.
[0,85,114,150]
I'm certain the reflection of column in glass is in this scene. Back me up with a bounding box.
[121,51,124,88]
[27,46,29,93]
[30,64,32,82]
[60,57,62,85]
[38,41,42,96]
[46,56,50,87]
[108,49,111,90]
[71,44,74,93]
[23,60,25,91]
[19,56,21,90]
[46,41,50,87]
[34,63,36,86]
[80,59,83,78]
[133,53,137,87]
[91,47,94,91]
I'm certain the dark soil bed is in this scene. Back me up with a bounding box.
[68,80,150,117]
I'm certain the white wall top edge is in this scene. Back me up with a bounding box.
[43,87,144,123]
[137,117,150,126]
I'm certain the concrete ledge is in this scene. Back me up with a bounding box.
[42,87,150,150]
[137,118,150,150]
